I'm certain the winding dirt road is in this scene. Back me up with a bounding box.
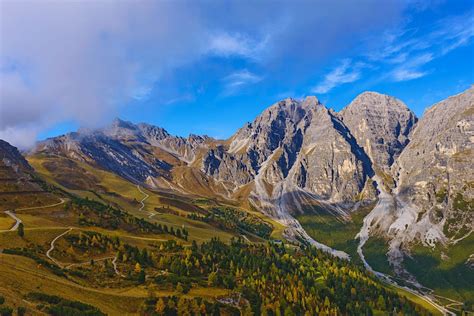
[46,227,72,267]
[136,185,149,212]
[112,255,125,277]
[0,198,66,233]
[65,256,114,269]
[15,198,66,212]
[1,211,22,232]
[137,185,157,219]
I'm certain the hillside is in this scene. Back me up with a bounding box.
[0,138,442,315]
[0,87,471,314]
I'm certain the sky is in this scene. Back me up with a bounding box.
[0,0,473,148]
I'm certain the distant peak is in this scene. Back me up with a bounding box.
[302,96,320,107]
[281,97,297,104]
[345,91,411,113]
[111,118,136,129]
[355,91,402,102]
[353,91,397,102]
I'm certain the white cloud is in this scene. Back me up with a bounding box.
[0,1,210,148]
[391,53,433,81]
[222,70,262,95]
[366,11,473,82]
[207,32,267,60]
[312,59,362,94]
[436,13,474,55]
[0,0,416,147]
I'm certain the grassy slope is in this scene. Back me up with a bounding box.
[296,203,374,259]
[17,155,467,313]
[296,205,452,315]
[386,285,443,316]
[0,254,229,315]
[28,155,236,243]
[404,234,474,304]
[0,214,15,230]
[363,237,394,275]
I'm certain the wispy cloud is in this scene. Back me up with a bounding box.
[164,94,195,105]
[312,59,362,94]
[207,32,267,60]
[222,69,262,95]
[368,11,474,82]
[435,13,474,55]
[391,53,433,81]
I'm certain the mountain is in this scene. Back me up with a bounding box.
[33,119,216,188]
[339,92,417,176]
[28,88,473,283]
[394,88,473,244]
[0,139,33,173]
[31,89,473,241]
[2,87,471,314]
[0,140,59,211]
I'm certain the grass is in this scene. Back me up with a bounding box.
[0,245,232,313]
[296,203,374,258]
[386,284,443,316]
[0,227,233,315]
[0,214,15,230]
[363,237,393,275]
[28,155,240,243]
[148,213,236,243]
[28,155,286,244]
[404,234,474,305]
[0,228,69,249]
[0,253,145,314]
[0,192,61,212]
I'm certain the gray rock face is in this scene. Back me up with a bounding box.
[201,96,375,218]
[339,92,417,173]
[0,139,33,172]
[0,139,45,194]
[33,119,211,183]
[201,145,254,185]
[29,89,473,250]
[393,87,474,243]
[291,105,372,204]
[35,131,166,183]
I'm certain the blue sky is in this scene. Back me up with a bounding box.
[1,0,473,147]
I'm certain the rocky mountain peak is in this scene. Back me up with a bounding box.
[137,123,170,142]
[301,95,320,108]
[339,91,417,172]
[0,139,33,172]
[111,118,136,129]
[102,118,142,140]
[349,91,410,112]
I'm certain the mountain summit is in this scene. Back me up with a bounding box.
[30,88,473,263]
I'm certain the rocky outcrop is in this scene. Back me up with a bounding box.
[0,139,46,195]
[393,87,473,244]
[29,88,473,250]
[201,96,375,219]
[0,139,33,172]
[339,92,417,174]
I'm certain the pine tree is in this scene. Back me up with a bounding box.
[17,223,24,237]
[377,295,386,310]
[155,298,166,314]
[176,282,184,294]
[137,270,145,284]
[208,271,218,286]
[134,262,142,273]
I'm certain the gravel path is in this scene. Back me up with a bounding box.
[46,227,72,267]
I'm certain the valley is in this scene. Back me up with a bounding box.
[0,87,472,315]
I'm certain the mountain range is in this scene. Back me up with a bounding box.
[31,87,473,253]
[1,86,472,313]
